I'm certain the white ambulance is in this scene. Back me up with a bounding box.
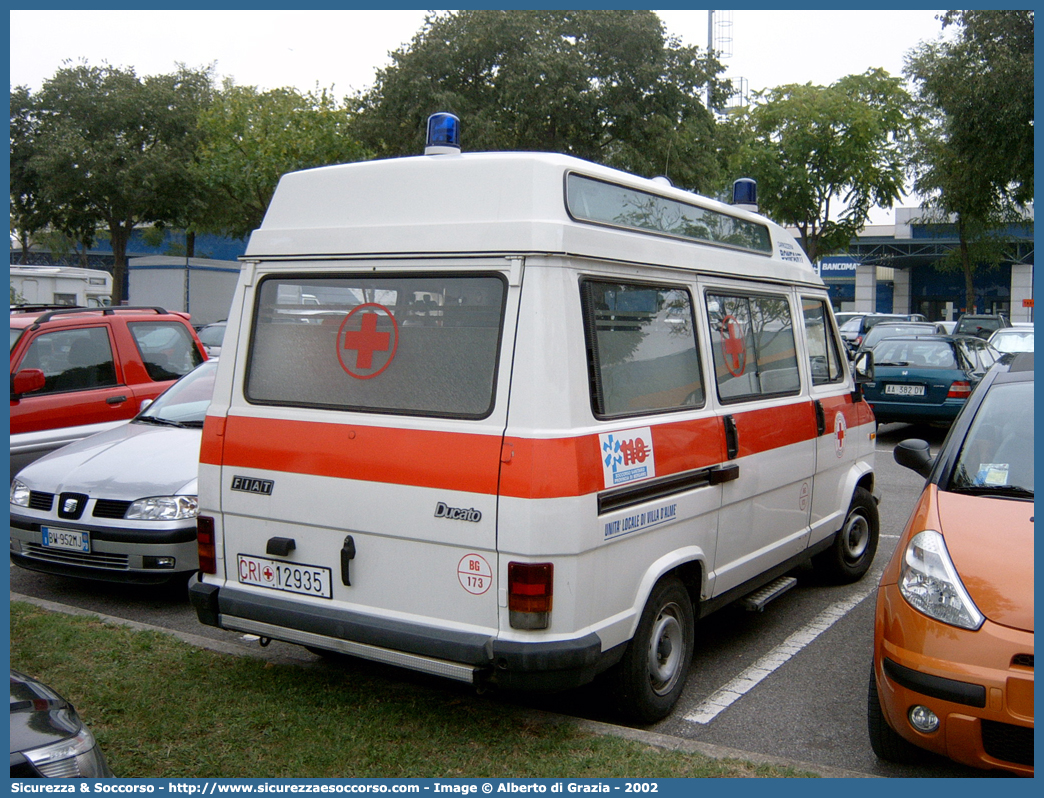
[190,115,878,722]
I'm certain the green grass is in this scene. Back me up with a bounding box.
[10,601,814,779]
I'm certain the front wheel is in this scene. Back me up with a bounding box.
[609,576,694,724]
[867,666,923,764]
[813,486,879,583]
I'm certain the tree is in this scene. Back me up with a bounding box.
[16,62,214,303]
[732,69,912,263]
[9,86,49,264]
[192,83,369,239]
[350,10,733,194]
[905,10,1034,311]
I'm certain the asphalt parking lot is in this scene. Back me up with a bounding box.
[7,422,1004,778]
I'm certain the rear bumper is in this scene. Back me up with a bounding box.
[189,577,613,690]
[866,398,966,424]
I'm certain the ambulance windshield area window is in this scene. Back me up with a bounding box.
[708,292,801,402]
[801,298,845,385]
[246,274,506,419]
[581,280,704,418]
[565,174,773,255]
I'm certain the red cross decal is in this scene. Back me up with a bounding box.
[262,566,274,581]
[337,303,399,380]
[720,315,747,377]
[834,412,848,457]
[344,312,390,369]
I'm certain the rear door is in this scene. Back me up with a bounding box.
[211,264,518,636]
[702,282,819,594]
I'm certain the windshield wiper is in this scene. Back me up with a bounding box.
[135,416,189,429]
[950,484,1034,499]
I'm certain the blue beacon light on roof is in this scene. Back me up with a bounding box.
[425,112,461,155]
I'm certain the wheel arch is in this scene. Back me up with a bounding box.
[627,547,705,638]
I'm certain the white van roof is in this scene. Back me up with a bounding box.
[247,151,821,286]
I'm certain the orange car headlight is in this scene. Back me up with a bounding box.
[899,529,984,630]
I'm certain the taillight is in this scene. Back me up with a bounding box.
[197,515,216,574]
[947,381,972,399]
[508,562,553,630]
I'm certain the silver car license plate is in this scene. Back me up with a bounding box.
[41,527,90,553]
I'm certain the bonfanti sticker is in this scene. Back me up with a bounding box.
[777,240,805,263]
[604,503,677,540]
[600,426,656,488]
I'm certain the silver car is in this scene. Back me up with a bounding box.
[988,326,1034,354]
[9,360,216,584]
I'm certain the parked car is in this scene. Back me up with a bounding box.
[987,326,1034,354]
[953,313,1011,340]
[839,313,909,353]
[861,335,998,425]
[855,322,939,353]
[196,320,226,357]
[934,320,957,334]
[10,669,113,777]
[868,352,1033,776]
[10,359,217,584]
[833,311,862,328]
[10,306,207,475]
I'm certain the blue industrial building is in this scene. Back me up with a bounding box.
[12,207,1033,324]
[816,207,1034,324]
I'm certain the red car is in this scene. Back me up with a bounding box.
[10,306,207,474]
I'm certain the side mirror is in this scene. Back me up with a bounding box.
[852,350,874,383]
[894,438,934,478]
[11,368,46,399]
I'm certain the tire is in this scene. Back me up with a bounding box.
[610,576,694,724]
[813,486,879,583]
[867,666,923,764]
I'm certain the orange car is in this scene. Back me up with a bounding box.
[869,352,1034,776]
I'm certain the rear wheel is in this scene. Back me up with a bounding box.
[813,486,879,583]
[610,576,694,724]
[867,666,923,764]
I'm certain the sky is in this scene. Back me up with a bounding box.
[8,8,951,220]
[8,9,949,97]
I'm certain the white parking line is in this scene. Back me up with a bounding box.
[685,581,878,725]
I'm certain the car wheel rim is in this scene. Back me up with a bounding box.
[842,511,870,563]
[647,603,684,695]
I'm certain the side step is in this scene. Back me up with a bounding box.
[739,576,797,612]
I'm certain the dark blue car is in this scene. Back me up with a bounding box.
[863,335,999,425]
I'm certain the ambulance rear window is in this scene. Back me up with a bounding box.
[245,274,506,419]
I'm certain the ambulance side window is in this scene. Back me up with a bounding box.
[707,292,800,402]
[801,297,845,385]
[580,280,704,418]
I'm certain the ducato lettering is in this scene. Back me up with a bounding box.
[434,502,482,522]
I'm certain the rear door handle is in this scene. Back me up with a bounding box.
[815,400,826,436]
[106,395,127,405]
